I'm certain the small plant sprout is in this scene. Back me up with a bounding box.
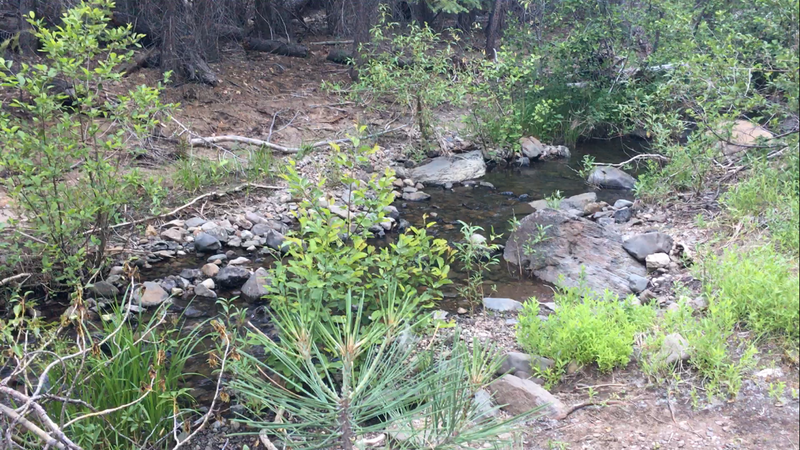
[453,222,503,314]
[545,190,564,209]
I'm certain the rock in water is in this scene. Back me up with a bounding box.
[482,297,524,312]
[504,208,646,296]
[520,136,546,159]
[488,375,565,417]
[401,191,431,202]
[587,166,636,190]
[529,192,597,215]
[194,232,221,252]
[214,266,251,288]
[408,150,486,185]
[241,268,271,302]
[622,232,673,261]
[135,282,169,307]
[201,263,220,278]
[193,283,217,299]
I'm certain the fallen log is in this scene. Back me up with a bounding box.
[242,37,308,58]
[215,24,246,43]
[326,49,353,65]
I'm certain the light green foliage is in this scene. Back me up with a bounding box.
[269,127,452,322]
[231,287,535,450]
[352,7,468,142]
[172,147,275,193]
[0,0,171,285]
[517,279,656,375]
[545,190,563,209]
[701,246,799,341]
[453,222,502,313]
[721,153,799,254]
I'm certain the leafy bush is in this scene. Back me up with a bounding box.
[517,279,656,375]
[269,128,452,325]
[453,222,501,313]
[0,0,171,286]
[701,245,799,340]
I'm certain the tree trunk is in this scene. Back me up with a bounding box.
[17,0,37,55]
[349,0,375,79]
[161,0,219,86]
[457,10,477,31]
[485,0,505,60]
[254,0,293,41]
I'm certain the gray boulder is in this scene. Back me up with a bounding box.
[88,281,119,299]
[179,268,202,281]
[622,232,673,261]
[241,268,271,302]
[409,150,486,185]
[627,274,649,294]
[185,217,206,228]
[134,282,169,307]
[497,352,554,380]
[402,191,431,202]
[194,232,221,253]
[529,192,597,215]
[214,266,251,288]
[193,283,217,299]
[504,208,647,296]
[488,375,565,418]
[587,166,636,190]
[613,207,633,223]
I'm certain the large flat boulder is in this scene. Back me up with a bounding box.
[488,375,565,417]
[409,150,486,185]
[504,209,646,296]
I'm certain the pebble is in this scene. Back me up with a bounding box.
[228,257,250,265]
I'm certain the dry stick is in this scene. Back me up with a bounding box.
[0,272,32,287]
[0,403,69,450]
[594,153,670,167]
[188,124,409,153]
[555,400,626,420]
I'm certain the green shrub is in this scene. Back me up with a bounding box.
[701,245,799,340]
[270,128,452,325]
[0,0,171,285]
[517,279,656,375]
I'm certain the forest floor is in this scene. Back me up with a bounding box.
[2,42,798,450]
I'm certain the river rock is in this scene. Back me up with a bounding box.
[88,281,119,299]
[194,232,221,252]
[161,227,186,243]
[228,257,250,265]
[497,352,554,380]
[241,268,271,302]
[714,120,773,159]
[185,217,206,228]
[530,192,597,215]
[245,212,265,224]
[520,136,546,159]
[645,252,671,271]
[402,191,431,202]
[200,278,215,289]
[134,282,169,307]
[194,283,217,299]
[207,254,227,263]
[201,263,220,278]
[504,208,647,296]
[473,389,498,420]
[483,297,524,312]
[622,232,673,261]
[488,375,564,417]
[587,166,636,190]
[583,202,608,216]
[613,207,633,223]
[614,199,634,209]
[179,268,202,281]
[264,230,288,252]
[627,274,649,293]
[214,266,250,288]
[659,333,690,364]
[408,150,486,185]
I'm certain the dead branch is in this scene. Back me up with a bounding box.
[99,183,282,232]
[188,124,408,153]
[0,272,32,287]
[594,154,670,167]
[555,400,626,420]
[0,403,70,450]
